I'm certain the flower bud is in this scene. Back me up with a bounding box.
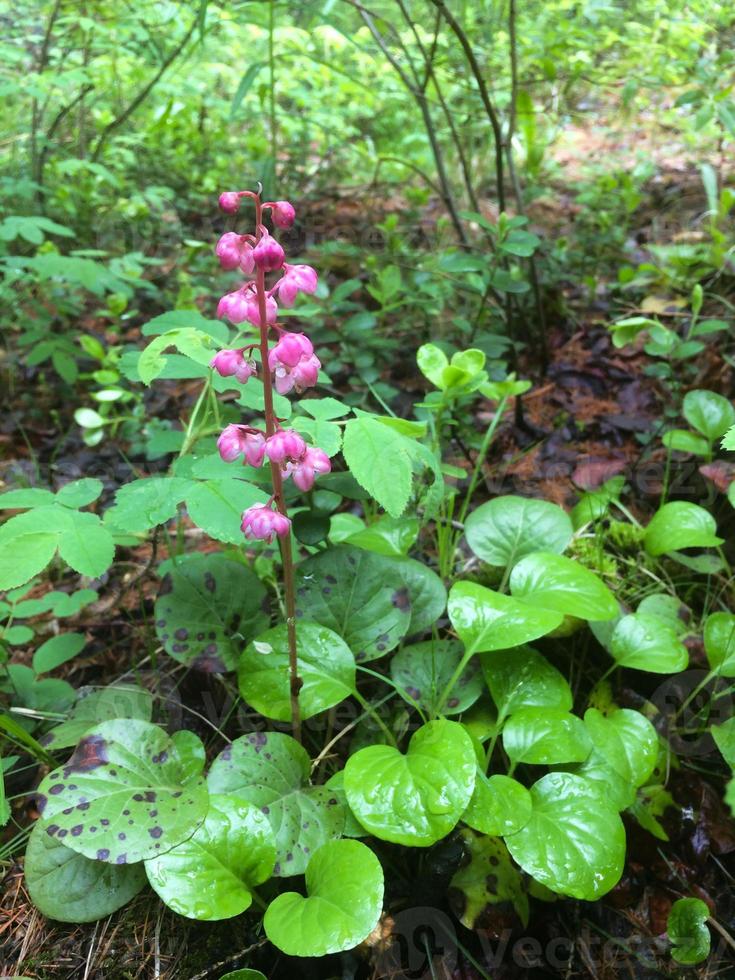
[271,200,295,229]
[241,504,291,542]
[264,429,307,464]
[288,446,331,492]
[253,232,285,272]
[218,191,241,214]
[216,425,265,466]
[276,263,318,307]
[216,289,252,324]
[268,332,314,369]
[244,292,278,327]
[210,349,256,384]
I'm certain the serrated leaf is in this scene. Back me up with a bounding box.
[342,417,413,517]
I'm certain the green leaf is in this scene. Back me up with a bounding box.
[509,552,618,621]
[0,530,58,590]
[105,478,190,533]
[667,897,711,965]
[155,553,268,672]
[43,684,153,751]
[465,496,573,569]
[55,479,104,508]
[0,488,56,509]
[207,732,345,876]
[74,408,105,429]
[662,429,710,456]
[644,502,723,556]
[294,546,412,662]
[448,582,563,654]
[292,415,342,457]
[344,720,475,846]
[711,718,735,768]
[704,612,735,676]
[186,478,268,544]
[57,512,115,578]
[230,61,266,117]
[462,773,532,837]
[503,708,591,765]
[449,829,529,929]
[346,516,419,557]
[238,621,355,722]
[504,772,625,900]
[610,613,689,672]
[342,417,413,517]
[144,794,275,919]
[24,820,146,923]
[390,640,482,715]
[138,328,215,385]
[387,555,447,635]
[32,633,86,674]
[481,645,573,718]
[575,708,659,810]
[683,390,735,442]
[264,839,383,957]
[35,720,208,863]
[416,343,449,389]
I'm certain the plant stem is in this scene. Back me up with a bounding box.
[254,193,301,743]
[457,395,509,528]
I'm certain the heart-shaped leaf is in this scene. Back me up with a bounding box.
[574,708,659,810]
[704,612,735,676]
[644,502,723,556]
[503,708,591,765]
[390,640,482,715]
[683,389,735,443]
[465,496,572,568]
[481,646,573,719]
[294,546,412,661]
[509,553,618,621]
[144,794,276,919]
[504,772,625,900]
[207,732,345,875]
[449,829,529,930]
[263,839,383,956]
[386,556,447,635]
[238,621,355,722]
[155,553,268,672]
[667,897,711,965]
[344,720,475,846]
[610,613,689,672]
[42,684,153,751]
[24,819,147,922]
[35,720,208,864]
[462,773,532,836]
[448,582,563,655]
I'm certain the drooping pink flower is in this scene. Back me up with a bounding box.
[287,446,332,491]
[210,349,256,384]
[216,425,265,466]
[270,201,295,229]
[215,232,243,270]
[244,292,278,327]
[217,289,252,324]
[219,192,242,214]
[253,231,285,272]
[275,263,318,308]
[269,333,321,394]
[269,332,313,369]
[264,429,307,464]
[241,504,291,542]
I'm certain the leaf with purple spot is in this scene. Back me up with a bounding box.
[144,794,275,920]
[24,819,146,922]
[207,732,345,876]
[34,719,208,864]
[154,552,269,672]
[390,640,482,715]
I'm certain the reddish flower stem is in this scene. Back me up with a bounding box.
[253,193,302,743]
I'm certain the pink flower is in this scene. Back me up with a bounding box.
[219,192,241,214]
[217,289,252,324]
[241,504,291,542]
[244,292,278,327]
[253,231,285,272]
[288,447,331,491]
[215,234,254,274]
[216,425,265,466]
[269,332,313,369]
[276,263,318,308]
[268,333,321,394]
[264,429,306,464]
[210,349,256,384]
[271,201,295,229]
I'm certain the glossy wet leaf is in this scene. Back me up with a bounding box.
[263,839,384,957]
[509,552,618,621]
[503,708,591,765]
[667,897,711,965]
[481,646,573,718]
[683,389,735,443]
[662,428,710,456]
[346,515,419,556]
[504,772,625,900]
[387,556,447,635]
[449,829,529,930]
[462,773,532,836]
[704,612,735,676]
[465,496,572,568]
[155,553,268,672]
[644,502,723,556]
[294,545,411,661]
[344,720,475,846]
[43,684,153,751]
[324,770,366,838]
[575,708,659,810]
[207,732,345,875]
[35,719,208,864]
[238,621,355,722]
[448,582,563,655]
[25,819,146,923]
[390,640,482,715]
[144,794,275,919]
[610,612,689,672]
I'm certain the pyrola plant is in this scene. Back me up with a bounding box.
[209,186,327,741]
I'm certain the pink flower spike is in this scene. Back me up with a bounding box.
[218,192,241,214]
[217,289,253,324]
[264,429,307,464]
[268,332,314,369]
[210,349,256,384]
[271,201,295,229]
[241,504,291,542]
[289,447,332,492]
[253,231,285,272]
[276,263,318,307]
[215,232,244,270]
